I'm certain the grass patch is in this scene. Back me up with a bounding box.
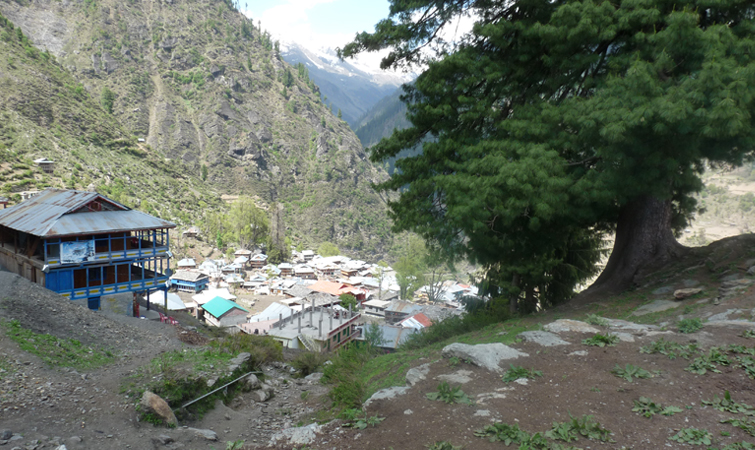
[640,338,698,359]
[2,319,115,370]
[291,351,328,377]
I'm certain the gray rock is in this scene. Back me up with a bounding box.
[437,370,474,384]
[54,446,67,450]
[152,435,174,445]
[708,309,744,322]
[568,350,588,356]
[0,430,11,440]
[405,363,431,386]
[632,300,681,316]
[304,372,323,383]
[270,423,321,446]
[186,428,217,441]
[518,331,570,347]
[252,389,270,402]
[703,320,755,329]
[606,319,659,333]
[474,410,491,417]
[66,437,82,444]
[543,320,600,334]
[652,286,675,295]
[245,374,261,390]
[613,332,635,342]
[364,386,410,408]
[404,409,413,415]
[747,265,755,275]
[441,343,528,373]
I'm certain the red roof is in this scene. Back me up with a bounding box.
[405,313,432,328]
[308,280,350,296]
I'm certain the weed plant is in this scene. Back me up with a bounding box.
[582,333,619,347]
[677,318,704,333]
[701,391,755,415]
[632,397,681,418]
[426,441,463,450]
[585,314,609,327]
[611,364,652,382]
[741,330,755,339]
[322,343,371,409]
[722,418,755,437]
[738,356,755,379]
[640,338,698,359]
[426,381,473,405]
[669,428,712,445]
[501,364,543,383]
[340,408,385,429]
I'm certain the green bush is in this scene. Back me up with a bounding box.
[678,318,704,334]
[322,344,371,408]
[291,351,328,376]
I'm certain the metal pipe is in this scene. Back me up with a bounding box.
[318,319,322,337]
[179,371,262,410]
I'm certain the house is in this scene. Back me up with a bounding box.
[234,249,253,259]
[176,258,197,269]
[399,312,433,330]
[201,296,249,328]
[182,226,200,238]
[356,324,417,351]
[385,300,423,325]
[361,299,391,317]
[267,306,360,351]
[278,262,293,277]
[0,189,174,310]
[249,253,268,269]
[170,270,210,293]
[308,279,366,301]
[33,158,55,174]
[0,197,8,209]
[294,264,317,280]
[301,250,314,261]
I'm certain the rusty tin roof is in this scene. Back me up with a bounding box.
[0,189,175,238]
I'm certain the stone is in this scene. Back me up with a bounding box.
[568,350,588,356]
[405,363,431,386]
[304,372,323,384]
[270,423,321,446]
[632,300,681,316]
[613,332,635,343]
[605,319,659,333]
[652,286,675,295]
[187,428,217,441]
[152,435,174,445]
[67,437,82,444]
[708,309,744,322]
[244,374,261,390]
[140,391,178,427]
[437,370,474,384]
[0,430,11,440]
[363,386,410,408]
[518,331,570,347]
[441,343,528,373]
[474,410,491,417]
[404,409,413,415]
[674,288,703,300]
[252,389,270,402]
[543,320,600,334]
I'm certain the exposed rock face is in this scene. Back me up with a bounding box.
[140,391,178,427]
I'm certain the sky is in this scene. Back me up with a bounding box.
[241,0,391,52]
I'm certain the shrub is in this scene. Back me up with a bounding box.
[678,318,704,334]
[291,351,328,377]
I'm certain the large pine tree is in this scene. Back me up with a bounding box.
[341,0,755,307]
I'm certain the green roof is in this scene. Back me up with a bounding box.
[202,296,248,318]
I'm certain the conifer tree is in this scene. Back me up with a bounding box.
[340,0,755,305]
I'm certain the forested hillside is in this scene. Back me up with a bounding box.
[0,0,393,258]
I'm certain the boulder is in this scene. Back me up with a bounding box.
[441,343,527,373]
[517,331,570,347]
[269,423,321,446]
[364,386,409,408]
[140,391,178,427]
[674,288,702,300]
[244,374,261,390]
[543,320,600,334]
[186,428,217,441]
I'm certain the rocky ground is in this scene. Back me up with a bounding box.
[1,237,755,450]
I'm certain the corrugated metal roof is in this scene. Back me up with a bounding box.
[0,189,174,237]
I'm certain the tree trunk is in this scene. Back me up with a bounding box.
[577,196,686,303]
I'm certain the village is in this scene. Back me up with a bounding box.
[0,188,476,353]
[166,228,476,351]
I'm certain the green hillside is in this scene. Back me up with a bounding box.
[0,0,392,257]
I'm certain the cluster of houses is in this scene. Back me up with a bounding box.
[0,188,479,353]
[166,243,478,351]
